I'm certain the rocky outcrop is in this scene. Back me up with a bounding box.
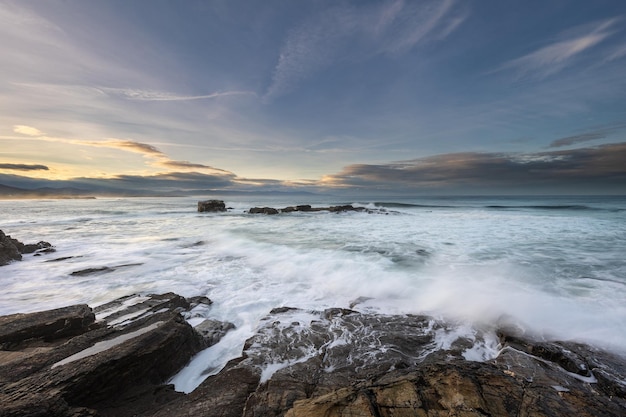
[198,200,227,212]
[0,293,224,417]
[248,204,390,215]
[0,230,54,266]
[1,299,625,416]
[153,307,626,417]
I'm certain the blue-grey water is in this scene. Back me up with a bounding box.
[1,195,625,391]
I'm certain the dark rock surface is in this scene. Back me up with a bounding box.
[248,204,391,215]
[0,293,222,417]
[0,230,54,266]
[197,200,227,212]
[152,307,626,417]
[2,298,625,417]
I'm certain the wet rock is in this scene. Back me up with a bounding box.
[247,204,391,215]
[0,230,53,266]
[197,200,226,212]
[2,300,625,416]
[0,230,22,265]
[0,304,95,350]
[194,319,236,347]
[157,307,626,417]
[70,263,142,276]
[0,293,208,417]
[248,207,280,215]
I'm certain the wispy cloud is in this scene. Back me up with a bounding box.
[494,18,621,79]
[0,163,49,171]
[549,123,626,148]
[13,125,45,136]
[100,87,257,102]
[266,0,465,99]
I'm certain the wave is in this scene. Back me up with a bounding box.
[484,204,619,212]
[372,202,454,209]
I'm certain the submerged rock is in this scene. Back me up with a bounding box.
[0,230,53,266]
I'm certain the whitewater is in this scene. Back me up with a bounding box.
[1,195,625,391]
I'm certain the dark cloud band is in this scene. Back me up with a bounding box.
[0,163,49,171]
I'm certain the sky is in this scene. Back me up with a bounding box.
[1,0,625,196]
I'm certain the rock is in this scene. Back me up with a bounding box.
[197,200,226,212]
[0,230,54,266]
[0,304,95,350]
[0,293,208,417]
[0,230,22,266]
[194,319,236,347]
[248,207,280,215]
[70,263,142,276]
[2,299,625,416]
[247,204,392,215]
[156,307,626,417]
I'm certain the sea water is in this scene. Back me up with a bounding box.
[1,195,625,390]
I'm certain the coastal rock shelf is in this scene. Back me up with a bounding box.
[196,200,392,215]
[1,295,625,416]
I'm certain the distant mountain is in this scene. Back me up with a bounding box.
[0,183,96,199]
[0,183,323,199]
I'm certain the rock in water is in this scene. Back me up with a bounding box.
[0,230,22,265]
[197,200,226,212]
[0,230,54,266]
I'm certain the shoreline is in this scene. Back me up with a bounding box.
[1,292,625,416]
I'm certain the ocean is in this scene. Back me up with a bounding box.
[1,195,625,391]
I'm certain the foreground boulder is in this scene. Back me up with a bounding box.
[0,230,53,266]
[0,293,220,417]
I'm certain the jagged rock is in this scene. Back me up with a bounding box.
[248,207,280,215]
[247,205,391,215]
[0,230,22,265]
[0,293,208,417]
[0,304,95,350]
[197,200,226,212]
[0,230,54,265]
[2,301,625,417]
[154,307,626,417]
[194,319,236,347]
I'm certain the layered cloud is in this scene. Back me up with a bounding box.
[0,163,49,171]
[322,143,626,193]
[8,125,234,177]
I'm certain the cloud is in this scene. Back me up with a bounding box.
[321,143,626,193]
[606,43,626,62]
[549,123,626,148]
[80,139,165,157]
[549,132,606,148]
[494,18,620,79]
[266,0,464,99]
[0,163,49,171]
[100,87,257,102]
[14,125,45,136]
